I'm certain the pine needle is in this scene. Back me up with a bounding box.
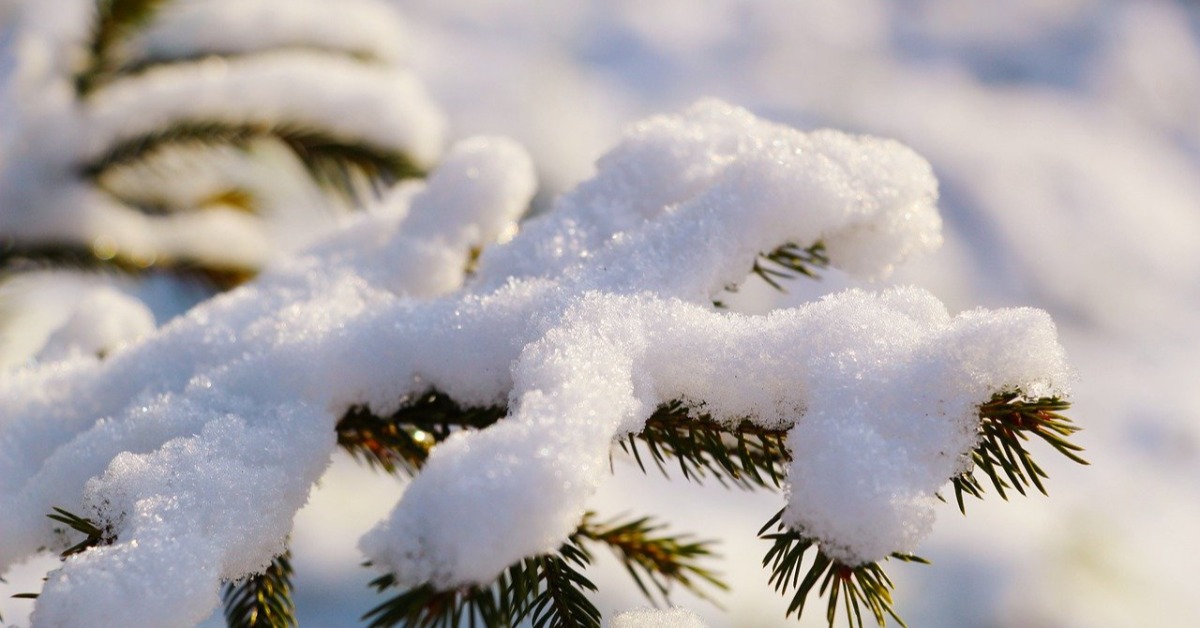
[221,551,297,628]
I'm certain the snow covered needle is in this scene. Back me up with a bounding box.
[0,100,1079,627]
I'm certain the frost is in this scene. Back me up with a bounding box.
[0,100,1070,625]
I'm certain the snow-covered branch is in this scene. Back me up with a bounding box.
[0,100,1071,625]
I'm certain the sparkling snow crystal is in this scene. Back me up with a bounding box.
[0,100,1070,625]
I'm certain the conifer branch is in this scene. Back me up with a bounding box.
[336,393,790,490]
[576,512,727,605]
[363,513,727,628]
[0,241,253,289]
[362,572,507,628]
[221,550,297,628]
[621,401,790,490]
[363,535,601,628]
[340,389,1080,627]
[78,0,169,96]
[758,509,927,628]
[117,46,387,80]
[81,122,423,204]
[752,241,830,291]
[8,508,118,603]
[336,393,506,476]
[952,392,1085,512]
[526,540,602,628]
[47,507,115,558]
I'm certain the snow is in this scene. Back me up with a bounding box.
[6,0,1189,625]
[378,1,1200,625]
[610,607,708,628]
[1,97,1070,625]
[1,135,536,626]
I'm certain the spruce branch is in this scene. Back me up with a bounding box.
[47,507,115,558]
[362,535,601,628]
[758,509,927,628]
[621,401,790,490]
[9,508,118,603]
[576,512,727,606]
[335,393,506,476]
[0,240,254,289]
[526,539,602,628]
[336,392,790,491]
[752,241,830,291]
[78,0,168,95]
[952,392,1085,513]
[362,571,508,628]
[81,121,423,204]
[364,513,727,628]
[117,46,387,80]
[221,550,297,628]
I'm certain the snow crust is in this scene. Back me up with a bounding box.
[0,101,1070,625]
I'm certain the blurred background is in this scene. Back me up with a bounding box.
[3,0,1199,626]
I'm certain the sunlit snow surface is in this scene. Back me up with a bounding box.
[1,99,1071,626]
[2,0,1196,626]
[383,1,1200,626]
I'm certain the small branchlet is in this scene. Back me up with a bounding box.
[952,392,1085,512]
[363,534,601,628]
[83,122,423,206]
[8,508,118,602]
[621,401,790,489]
[335,393,506,476]
[577,512,727,606]
[752,241,830,291]
[47,507,115,558]
[0,241,254,289]
[77,0,168,95]
[339,393,791,490]
[363,571,508,628]
[364,512,726,628]
[758,509,927,628]
[221,550,297,628]
[526,540,602,628]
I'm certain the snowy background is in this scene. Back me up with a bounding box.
[3,0,1200,626]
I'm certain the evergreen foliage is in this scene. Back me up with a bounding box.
[77,0,168,95]
[758,509,928,628]
[362,538,601,628]
[1,0,429,292]
[0,2,1087,626]
[952,393,1086,512]
[20,383,1082,626]
[622,401,789,489]
[46,507,115,558]
[332,383,1082,627]
[751,241,830,291]
[222,551,298,628]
